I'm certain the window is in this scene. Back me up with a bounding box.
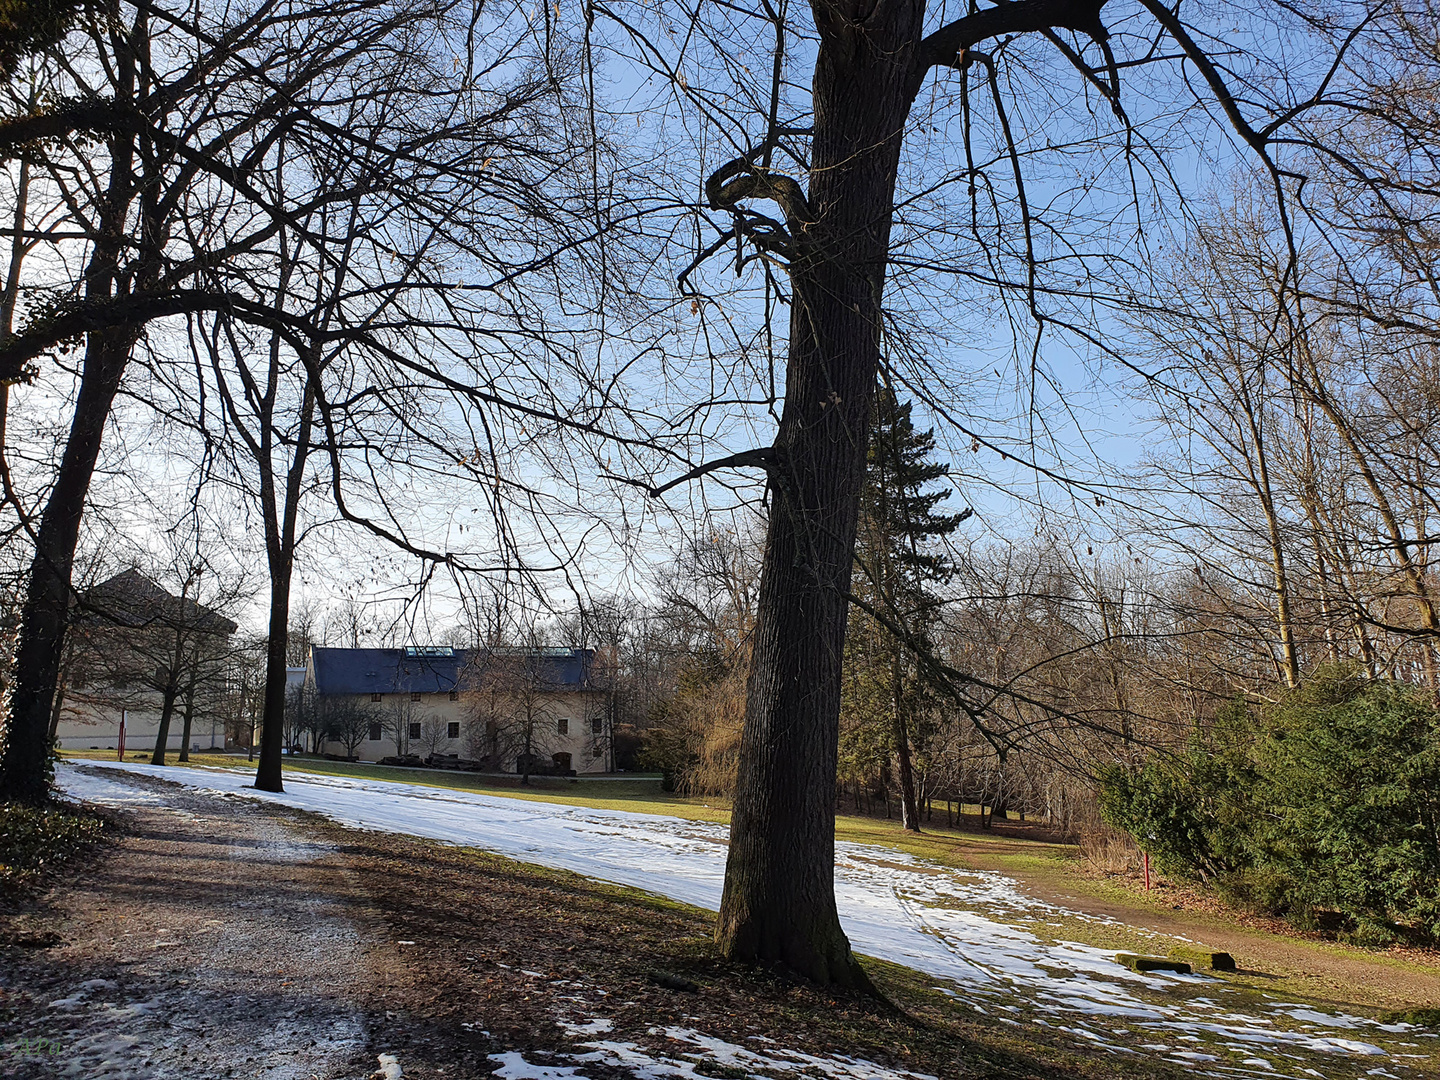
[447,721,460,740]
[556,718,569,736]
[449,690,459,701]
[404,646,456,658]
[371,693,383,703]
[410,691,422,702]
[591,744,603,758]
[590,718,603,735]
[408,721,421,740]
[368,723,383,742]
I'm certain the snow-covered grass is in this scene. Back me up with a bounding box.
[488,1025,941,1080]
[58,750,728,821]
[58,761,1439,1080]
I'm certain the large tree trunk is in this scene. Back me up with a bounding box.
[250,377,315,793]
[716,3,920,988]
[0,18,144,802]
[253,565,292,792]
[0,336,129,802]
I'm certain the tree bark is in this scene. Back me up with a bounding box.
[151,690,179,765]
[895,725,920,831]
[716,2,921,988]
[0,334,130,802]
[47,676,66,750]
[0,15,145,802]
[1251,440,1301,689]
[254,565,292,791]
[177,678,197,762]
[892,654,921,832]
[252,379,316,793]
[991,790,1008,822]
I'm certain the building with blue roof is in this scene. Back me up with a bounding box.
[305,645,609,773]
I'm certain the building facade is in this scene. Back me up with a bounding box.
[51,569,237,755]
[306,645,610,773]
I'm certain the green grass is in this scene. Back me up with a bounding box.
[831,812,1077,874]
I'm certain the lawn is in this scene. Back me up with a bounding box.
[57,748,1440,1019]
[60,749,732,819]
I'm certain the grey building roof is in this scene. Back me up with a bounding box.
[309,646,595,696]
[81,569,239,635]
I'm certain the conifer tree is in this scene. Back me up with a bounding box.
[843,387,966,832]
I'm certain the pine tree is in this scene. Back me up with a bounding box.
[842,387,966,831]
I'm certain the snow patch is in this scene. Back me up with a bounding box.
[559,1018,615,1036]
[490,1052,589,1080]
[495,1029,939,1080]
[59,761,1427,1080]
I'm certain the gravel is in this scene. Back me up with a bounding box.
[1,768,375,1079]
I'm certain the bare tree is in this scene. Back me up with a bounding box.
[216,637,267,755]
[0,0,606,804]
[416,715,450,758]
[382,697,422,759]
[68,533,245,766]
[286,601,322,669]
[322,698,376,761]
[284,681,320,754]
[0,0,419,799]
[462,643,563,784]
[585,0,1384,984]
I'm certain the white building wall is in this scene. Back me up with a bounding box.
[320,689,609,772]
[54,698,226,754]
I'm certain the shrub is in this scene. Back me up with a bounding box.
[1099,671,1440,943]
[1097,699,1261,883]
[1259,673,1440,939]
[1214,866,1299,916]
[1097,762,1216,878]
[0,800,105,891]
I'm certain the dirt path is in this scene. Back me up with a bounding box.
[1,767,380,1079]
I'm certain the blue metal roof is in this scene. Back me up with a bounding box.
[309,646,594,695]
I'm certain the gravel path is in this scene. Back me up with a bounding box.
[1,767,377,1079]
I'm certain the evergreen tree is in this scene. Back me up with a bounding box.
[842,387,966,831]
